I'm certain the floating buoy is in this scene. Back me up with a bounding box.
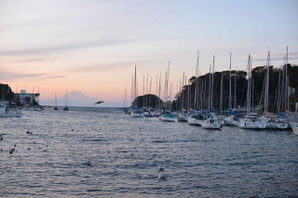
[158,167,164,172]
[158,173,166,180]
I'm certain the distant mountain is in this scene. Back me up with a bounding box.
[40,90,97,106]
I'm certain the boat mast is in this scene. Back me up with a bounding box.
[208,64,212,111]
[234,65,237,109]
[246,55,252,114]
[158,72,161,110]
[65,88,67,107]
[220,73,223,111]
[123,86,127,108]
[211,56,215,110]
[134,65,137,106]
[285,46,289,112]
[182,73,185,111]
[229,53,232,110]
[264,51,270,113]
[146,71,148,108]
[55,91,57,107]
[194,50,200,110]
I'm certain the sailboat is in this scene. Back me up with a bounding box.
[54,92,58,110]
[130,65,143,118]
[239,55,266,129]
[259,52,288,130]
[160,112,177,122]
[202,56,221,129]
[224,53,239,126]
[0,103,22,117]
[63,89,69,111]
[188,112,205,126]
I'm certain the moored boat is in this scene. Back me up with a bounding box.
[202,117,221,129]
[188,113,204,126]
[130,109,144,118]
[238,117,267,129]
[224,115,239,126]
[0,104,22,118]
[160,113,176,122]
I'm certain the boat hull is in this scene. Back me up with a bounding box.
[239,119,267,129]
[160,117,176,122]
[188,117,203,126]
[202,119,221,129]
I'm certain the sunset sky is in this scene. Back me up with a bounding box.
[1,0,298,106]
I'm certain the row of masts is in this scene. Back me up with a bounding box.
[125,47,291,114]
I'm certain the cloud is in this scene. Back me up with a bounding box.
[240,52,298,62]
[0,70,66,81]
[45,75,66,79]
[0,39,140,56]
[58,62,135,73]
[0,57,59,64]
[0,71,45,81]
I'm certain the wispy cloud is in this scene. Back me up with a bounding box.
[58,62,135,73]
[0,57,59,64]
[0,71,45,81]
[0,70,66,81]
[240,52,298,62]
[45,75,66,79]
[0,39,140,56]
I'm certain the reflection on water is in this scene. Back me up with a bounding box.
[0,107,297,197]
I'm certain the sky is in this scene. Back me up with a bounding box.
[0,0,298,106]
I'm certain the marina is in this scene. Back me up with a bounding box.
[1,0,298,197]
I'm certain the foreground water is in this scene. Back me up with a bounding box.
[0,107,297,197]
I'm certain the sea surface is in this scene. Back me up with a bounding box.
[0,107,297,197]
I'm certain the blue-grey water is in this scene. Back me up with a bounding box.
[0,107,297,197]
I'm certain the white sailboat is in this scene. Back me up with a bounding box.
[261,52,288,130]
[239,55,267,130]
[177,111,188,122]
[54,92,58,110]
[188,112,204,126]
[130,65,143,118]
[202,116,221,129]
[0,103,22,117]
[160,112,176,122]
[63,89,69,111]
[224,115,239,126]
[224,53,239,126]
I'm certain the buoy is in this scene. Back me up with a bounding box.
[158,173,166,180]
[86,161,92,166]
[158,167,164,172]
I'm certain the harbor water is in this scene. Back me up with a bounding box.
[0,107,297,197]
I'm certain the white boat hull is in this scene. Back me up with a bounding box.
[224,116,238,126]
[160,117,176,122]
[0,112,22,118]
[266,121,288,130]
[202,118,221,129]
[290,122,298,135]
[130,112,143,118]
[239,119,267,129]
[292,126,298,136]
[188,117,203,126]
[178,114,188,122]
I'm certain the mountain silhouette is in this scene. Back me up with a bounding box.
[40,90,97,106]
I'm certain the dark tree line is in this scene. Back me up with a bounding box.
[174,64,298,113]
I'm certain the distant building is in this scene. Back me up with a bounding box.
[14,90,40,106]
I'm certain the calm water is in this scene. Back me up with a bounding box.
[0,107,297,197]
